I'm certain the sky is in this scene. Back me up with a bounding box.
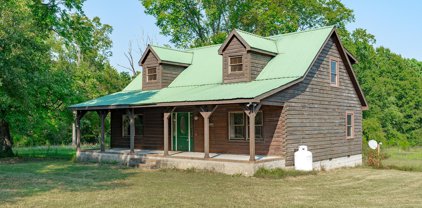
[83,0,422,72]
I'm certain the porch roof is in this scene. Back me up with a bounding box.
[70,26,335,110]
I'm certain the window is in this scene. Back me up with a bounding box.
[330,59,339,86]
[229,56,243,73]
[146,67,157,82]
[346,112,354,138]
[122,114,144,137]
[229,111,263,141]
[247,111,263,139]
[229,112,245,140]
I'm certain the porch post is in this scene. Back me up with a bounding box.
[163,112,171,156]
[72,122,76,146]
[200,105,218,159]
[200,112,211,158]
[75,111,81,153]
[75,110,87,153]
[245,103,261,162]
[97,110,108,152]
[128,109,135,154]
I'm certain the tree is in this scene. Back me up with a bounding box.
[141,0,354,48]
[0,0,130,156]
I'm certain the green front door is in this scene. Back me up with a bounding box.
[173,112,193,151]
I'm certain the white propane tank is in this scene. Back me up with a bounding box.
[294,145,313,171]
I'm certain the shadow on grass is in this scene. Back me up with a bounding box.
[0,158,135,204]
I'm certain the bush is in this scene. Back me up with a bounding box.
[254,168,317,179]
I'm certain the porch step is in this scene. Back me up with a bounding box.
[128,157,159,169]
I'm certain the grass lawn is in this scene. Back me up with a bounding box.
[0,160,421,207]
[1,147,421,207]
[383,147,422,171]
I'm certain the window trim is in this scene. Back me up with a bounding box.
[122,114,144,137]
[146,66,158,82]
[228,111,245,140]
[228,55,243,73]
[345,111,354,139]
[329,57,339,87]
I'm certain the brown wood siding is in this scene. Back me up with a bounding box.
[193,105,284,156]
[110,108,167,149]
[222,36,249,83]
[161,64,185,88]
[249,52,272,80]
[141,51,162,90]
[264,37,362,166]
[110,105,284,156]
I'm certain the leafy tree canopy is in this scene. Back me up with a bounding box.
[141,0,354,48]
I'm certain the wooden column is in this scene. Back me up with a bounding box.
[200,105,218,159]
[163,112,171,156]
[245,103,261,162]
[128,109,135,154]
[75,110,87,153]
[97,110,108,152]
[72,122,76,146]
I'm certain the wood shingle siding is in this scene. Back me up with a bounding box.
[264,36,362,166]
[142,51,161,90]
[222,36,273,83]
[141,52,186,90]
[222,36,249,83]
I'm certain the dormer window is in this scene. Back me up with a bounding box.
[147,67,157,82]
[229,56,243,73]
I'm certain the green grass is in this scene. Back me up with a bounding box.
[382,147,422,172]
[0,146,421,207]
[0,160,421,207]
[13,145,99,160]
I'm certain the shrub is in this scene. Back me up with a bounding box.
[254,168,317,179]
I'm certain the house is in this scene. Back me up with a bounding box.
[70,26,367,175]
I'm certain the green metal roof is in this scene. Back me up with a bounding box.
[235,29,278,54]
[150,45,193,65]
[70,26,334,109]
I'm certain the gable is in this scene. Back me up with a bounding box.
[71,26,367,110]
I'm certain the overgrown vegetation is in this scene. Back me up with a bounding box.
[0,0,130,156]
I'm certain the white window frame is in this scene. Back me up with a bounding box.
[146,66,157,82]
[346,112,354,139]
[330,58,339,87]
[228,111,245,140]
[229,56,243,73]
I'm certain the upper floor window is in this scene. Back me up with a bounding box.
[122,114,144,137]
[346,112,354,139]
[229,56,243,73]
[330,59,339,86]
[147,67,157,82]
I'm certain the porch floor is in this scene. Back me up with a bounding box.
[84,148,282,162]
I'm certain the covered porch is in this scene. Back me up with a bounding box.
[72,101,285,173]
[77,148,285,176]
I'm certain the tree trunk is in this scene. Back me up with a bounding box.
[0,121,14,157]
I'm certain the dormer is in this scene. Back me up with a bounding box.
[218,30,278,83]
[139,45,193,90]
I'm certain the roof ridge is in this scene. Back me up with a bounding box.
[150,45,193,54]
[235,29,276,42]
[268,25,335,39]
[167,76,302,89]
[186,43,222,51]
